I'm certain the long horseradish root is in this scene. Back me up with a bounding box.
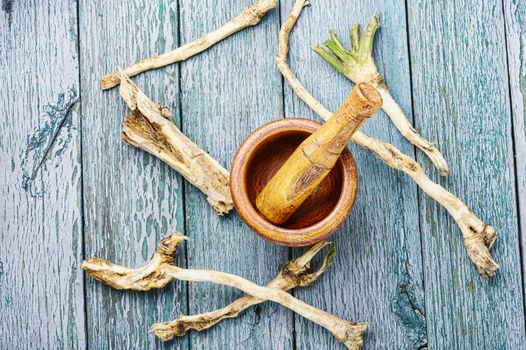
[312,16,450,176]
[150,241,335,340]
[119,72,233,214]
[100,0,278,89]
[278,0,498,276]
[82,234,367,349]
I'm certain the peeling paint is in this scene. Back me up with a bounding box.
[254,305,262,325]
[391,264,427,349]
[520,32,525,134]
[520,74,526,130]
[2,0,13,27]
[0,260,4,282]
[21,86,78,196]
[1,0,12,13]
[141,237,149,261]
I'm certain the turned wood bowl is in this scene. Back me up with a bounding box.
[230,118,359,247]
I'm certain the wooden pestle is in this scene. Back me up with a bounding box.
[255,83,383,225]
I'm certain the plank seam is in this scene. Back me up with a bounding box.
[176,1,191,349]
[277,1,299,348]
[500,0,526,330]
[403,0,430,347]
[75,0,89,349]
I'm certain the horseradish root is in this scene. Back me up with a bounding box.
[278,0,498,276]
[119,72,233,214]
[83,233,367,349]
[82,234,187,291]
[312,16,450,176]
[150,241,335,340]
[100,0,278,89]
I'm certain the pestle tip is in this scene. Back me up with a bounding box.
[349,83,383,116]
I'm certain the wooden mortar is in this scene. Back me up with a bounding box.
[230,119,358,246]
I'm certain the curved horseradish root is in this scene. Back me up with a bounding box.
[100,0,279,89]
[312,16,450,176]
[278,0,498,276]
[119,72,233,214]
[82,234,367,349]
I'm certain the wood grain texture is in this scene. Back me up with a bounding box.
[3,0,526,349]
[0,0,85,348]
[503,0,526,303]
[407,0,526,348]
[79,1,187,349]
[280,1,427,348]
[178,0,294,348]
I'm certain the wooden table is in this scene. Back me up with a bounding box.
[1,0,525,348]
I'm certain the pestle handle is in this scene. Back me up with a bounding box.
[255,83,383,225]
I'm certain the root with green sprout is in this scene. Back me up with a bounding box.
[313,16,450,176]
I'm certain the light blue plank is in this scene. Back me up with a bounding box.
[178,0,294,348]
[503,0,526,305]
[0,0,85,348]
[407,0,526,348]
[79,1,187,348]
[280,1,426,349]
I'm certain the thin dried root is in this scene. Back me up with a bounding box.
[119,72,233,215]
[150,241,336,340]
[100,0,278,89]
[278,0,497,276]
[82,234,367,349]
[312,16,450,176]
[361,137,499,276]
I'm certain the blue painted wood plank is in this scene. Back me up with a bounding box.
[503,0,526,305]
[0,0,85,348]
[407,0,526,348]
[79,1,187,348]
[3,0,521,348]
[178,0,294,348]
[280,1,427,349]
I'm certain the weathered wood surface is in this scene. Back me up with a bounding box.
[0,0,85,349]
[179,0,293,348]
[503,0,526,305]
[407,0,525,348]
[1,0,526,349]
[79,1,187,349]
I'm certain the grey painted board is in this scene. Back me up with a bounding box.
[178,0,294,348]
[280,1,427,349]
[407,0,526,348]
[0,0,85,349]
[79,1,187,349]
[503,0,526,304]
